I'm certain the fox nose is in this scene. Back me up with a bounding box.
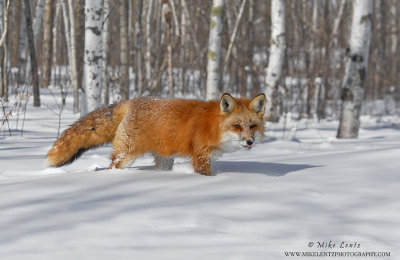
[246,139,254,145]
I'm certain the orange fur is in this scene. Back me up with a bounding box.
[46,93,266,175]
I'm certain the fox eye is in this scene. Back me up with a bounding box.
[233,124,241,129]
[250,124,257,129]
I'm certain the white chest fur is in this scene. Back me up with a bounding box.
[219,132,242,153]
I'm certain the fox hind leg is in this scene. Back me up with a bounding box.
[109,128,142,169]
[154,154,174,171]
[109,150,138,169]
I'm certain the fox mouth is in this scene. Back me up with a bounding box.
[242,144,253,150]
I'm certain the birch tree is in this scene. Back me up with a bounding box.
[332,0,346,41]
[134,0,143,94]
[11,0,21,68]
[0,0,10,102]
[60,0,72,82]
[61,0,79,107]
[120,0,129,100]
[41,0,55,88]
[52,0,61,97]
[206,0,224,101]
[181,0,200,54]
[60,2,71,61]
[306,0,320,119]
[82,0,104,114]
[163,0,174,97]
[223,0,247,73]
[180,0,187,94]
[102,0,110,105]
[265,0,286,121]
[33,0,46,47]
[246,0,255,94]
[145,0,154,89]
[67,0,80,113]
[0,1,4,47]
[390,0,397,85]
[337,0,373,138]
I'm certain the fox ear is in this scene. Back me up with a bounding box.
[249,94,266,117]
[220,93,236,115]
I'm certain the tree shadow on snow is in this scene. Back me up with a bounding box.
[214,161,321,176]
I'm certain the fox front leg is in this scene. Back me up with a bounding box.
[192,154,213,176]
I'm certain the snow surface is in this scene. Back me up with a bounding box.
[1,90,399,259]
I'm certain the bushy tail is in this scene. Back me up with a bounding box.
[45,103,126,167]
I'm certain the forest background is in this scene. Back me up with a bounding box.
[0,0,399,137]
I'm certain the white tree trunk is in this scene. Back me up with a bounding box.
[82,0,104,114]
[223,0,247,68]
[33,0,46,46]
[332,0,346,38]
[0,1,4,35]
[390,1,397,55]
[134,0,143,94]
[120,0,129,100]
[390,0,397,84]
[58,0,75,108]
[67,0,80,113]
[60,0,72,84]
[309,0,318,72]
[181,0,200,53]
[310,77,321,119]
[0,0,8,47]
[180,0,186,93]
[41,0,55,88]
[307,0,319,119]
[163,1,174,98]
[337,0,373,138]
[0,0,11,102]
[145,0,154,88]
[101,0,110,105]
[265,0,286,121]
[18,9,27,64]
[246,0,255,94]
[51,1,61,91]
[206,0,224,101]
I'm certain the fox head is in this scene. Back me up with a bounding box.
[218,93,266,152]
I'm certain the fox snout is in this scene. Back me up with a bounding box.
[241,136,255,150]
[246,138,254,148]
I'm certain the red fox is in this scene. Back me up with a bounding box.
[45,93,266,176]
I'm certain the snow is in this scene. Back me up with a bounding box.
[1,89,399,259]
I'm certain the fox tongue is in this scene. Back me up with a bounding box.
[247,144,252,148]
